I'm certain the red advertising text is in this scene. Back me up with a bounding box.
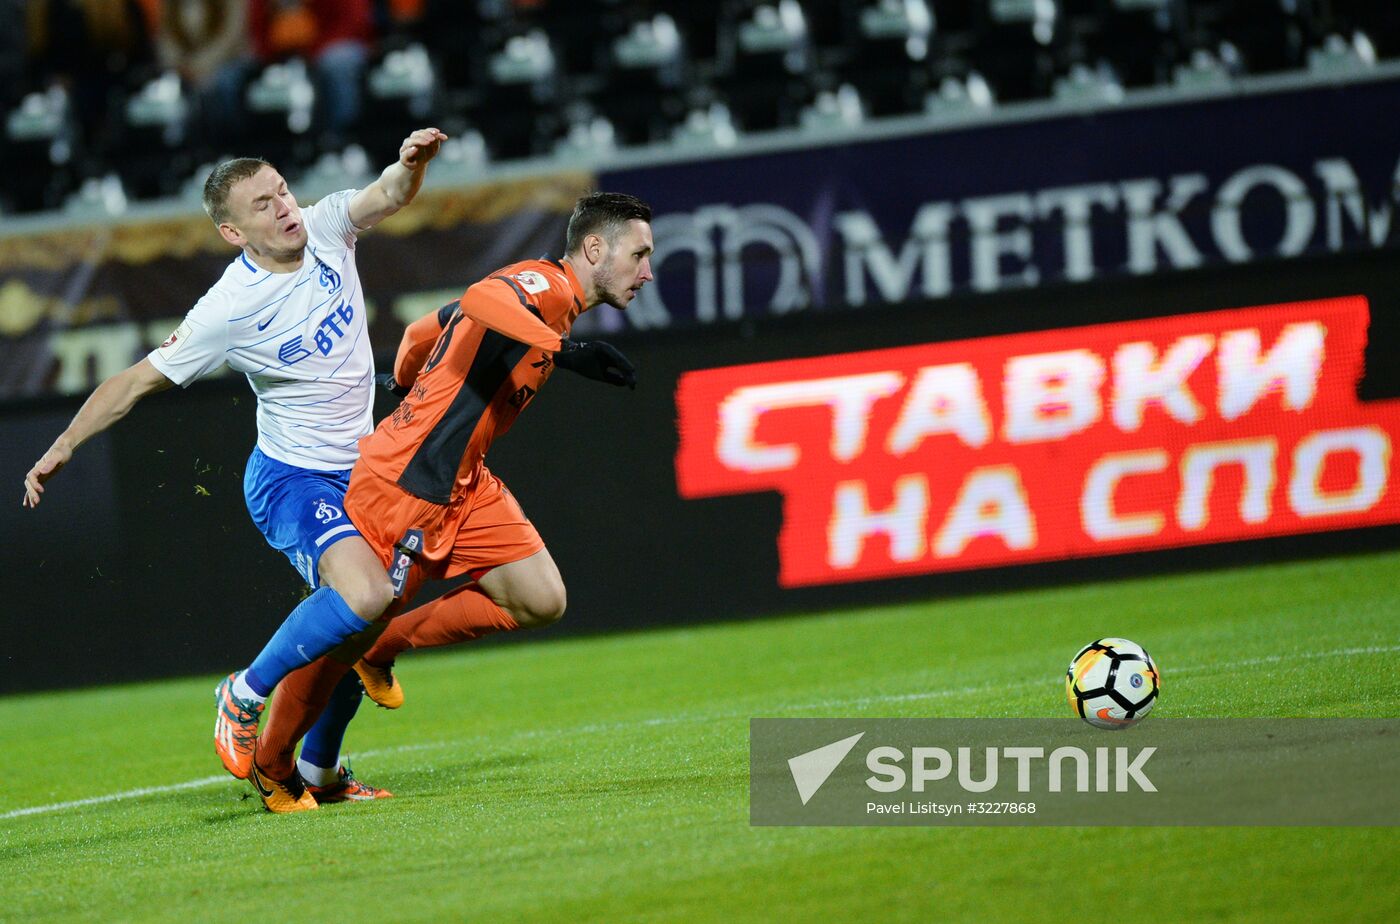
[674,297,1398,587]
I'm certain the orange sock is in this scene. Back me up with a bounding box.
[364,584,521,666]
[257,658,352,780]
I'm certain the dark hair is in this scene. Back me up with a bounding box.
[202,157,272,224]
[565,192,652,254]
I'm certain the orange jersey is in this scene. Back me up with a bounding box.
[358,258,587,503]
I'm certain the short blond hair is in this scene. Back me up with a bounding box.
[202,158,272,224]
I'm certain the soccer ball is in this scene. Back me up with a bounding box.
[1065,638,1159,729]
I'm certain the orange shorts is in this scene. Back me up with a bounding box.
[344,461,545,596]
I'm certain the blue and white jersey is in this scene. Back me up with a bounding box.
[148,189,373,471]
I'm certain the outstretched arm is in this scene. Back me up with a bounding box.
[459,280,565,352]
[23,358,174,507]
[389,284,564,390]
[462,281,635,388]
[388,279,635,393]
[348,127,448,230]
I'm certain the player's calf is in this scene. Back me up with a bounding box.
[478,549,568,629]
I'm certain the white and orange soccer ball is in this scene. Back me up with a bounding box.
[1065,638,1160,729]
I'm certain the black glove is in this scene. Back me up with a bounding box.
[375,372,410,398]
[554,338,637,389]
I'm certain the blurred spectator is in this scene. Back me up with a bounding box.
[379,0,425,29]
[6,0,1400,212]
[154,0,250,147]
[24,0,157,170]
[249,0,376,145]
[157,1,249,86]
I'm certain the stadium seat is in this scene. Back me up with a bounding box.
[1052,60,1125,104]
[970,0,1063,102]
[590,12,690,147]
[1,90,77,213]
[836,0,936,117]
[1070,0,1184,89]
[553,109,620,161]
[1185,0,1316,75]
[799,82,866,132]
[1171,46,1236,89]
[716,1,816,133]
[466,29,561,161]
[239,59,320,172]
[359,44,441,164]
[1326,0,1400,58]
[113,73,197,201]
[671,101,742,151]
[418,0,504,93]
[3,0,1396,210]
[1306,31,1377,76]
[923,71,996,116]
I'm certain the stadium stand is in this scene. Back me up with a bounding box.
[1,0,1398,215]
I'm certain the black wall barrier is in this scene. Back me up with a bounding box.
[3,248,1398,693]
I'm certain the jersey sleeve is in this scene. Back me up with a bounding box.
[303,188,360,250]
[394,301,456,387]
[146,293,231,386]
[459,274,566,353]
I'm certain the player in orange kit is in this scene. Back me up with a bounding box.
[246,192,653,809]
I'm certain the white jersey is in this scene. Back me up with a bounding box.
[147,189,373,471]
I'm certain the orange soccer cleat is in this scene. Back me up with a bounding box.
[249,759,319,813]
[213,672,264,779]
[306,765,394,804]
[353,659,404,709]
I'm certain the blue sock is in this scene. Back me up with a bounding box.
[299,670,365,770]
[244,588,371,696]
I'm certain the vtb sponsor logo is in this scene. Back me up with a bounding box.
[278,302,356,365]
[675,297,1400,587]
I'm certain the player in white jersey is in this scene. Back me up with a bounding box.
[23,127,447,812]
[156,186,372,475]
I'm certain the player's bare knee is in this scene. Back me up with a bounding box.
[320,538,394,621]
[336,575,394,622]
[517,586,566,629]
[362,577,395,620]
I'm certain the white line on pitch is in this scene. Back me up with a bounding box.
[0,776,232,819]
[3,643,1396,821]
[0,741,445,820]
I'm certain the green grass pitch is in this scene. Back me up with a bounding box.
[2,549,1398,922]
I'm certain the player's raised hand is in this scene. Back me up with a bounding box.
[399,128,448,169]
[22,443,71,508]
